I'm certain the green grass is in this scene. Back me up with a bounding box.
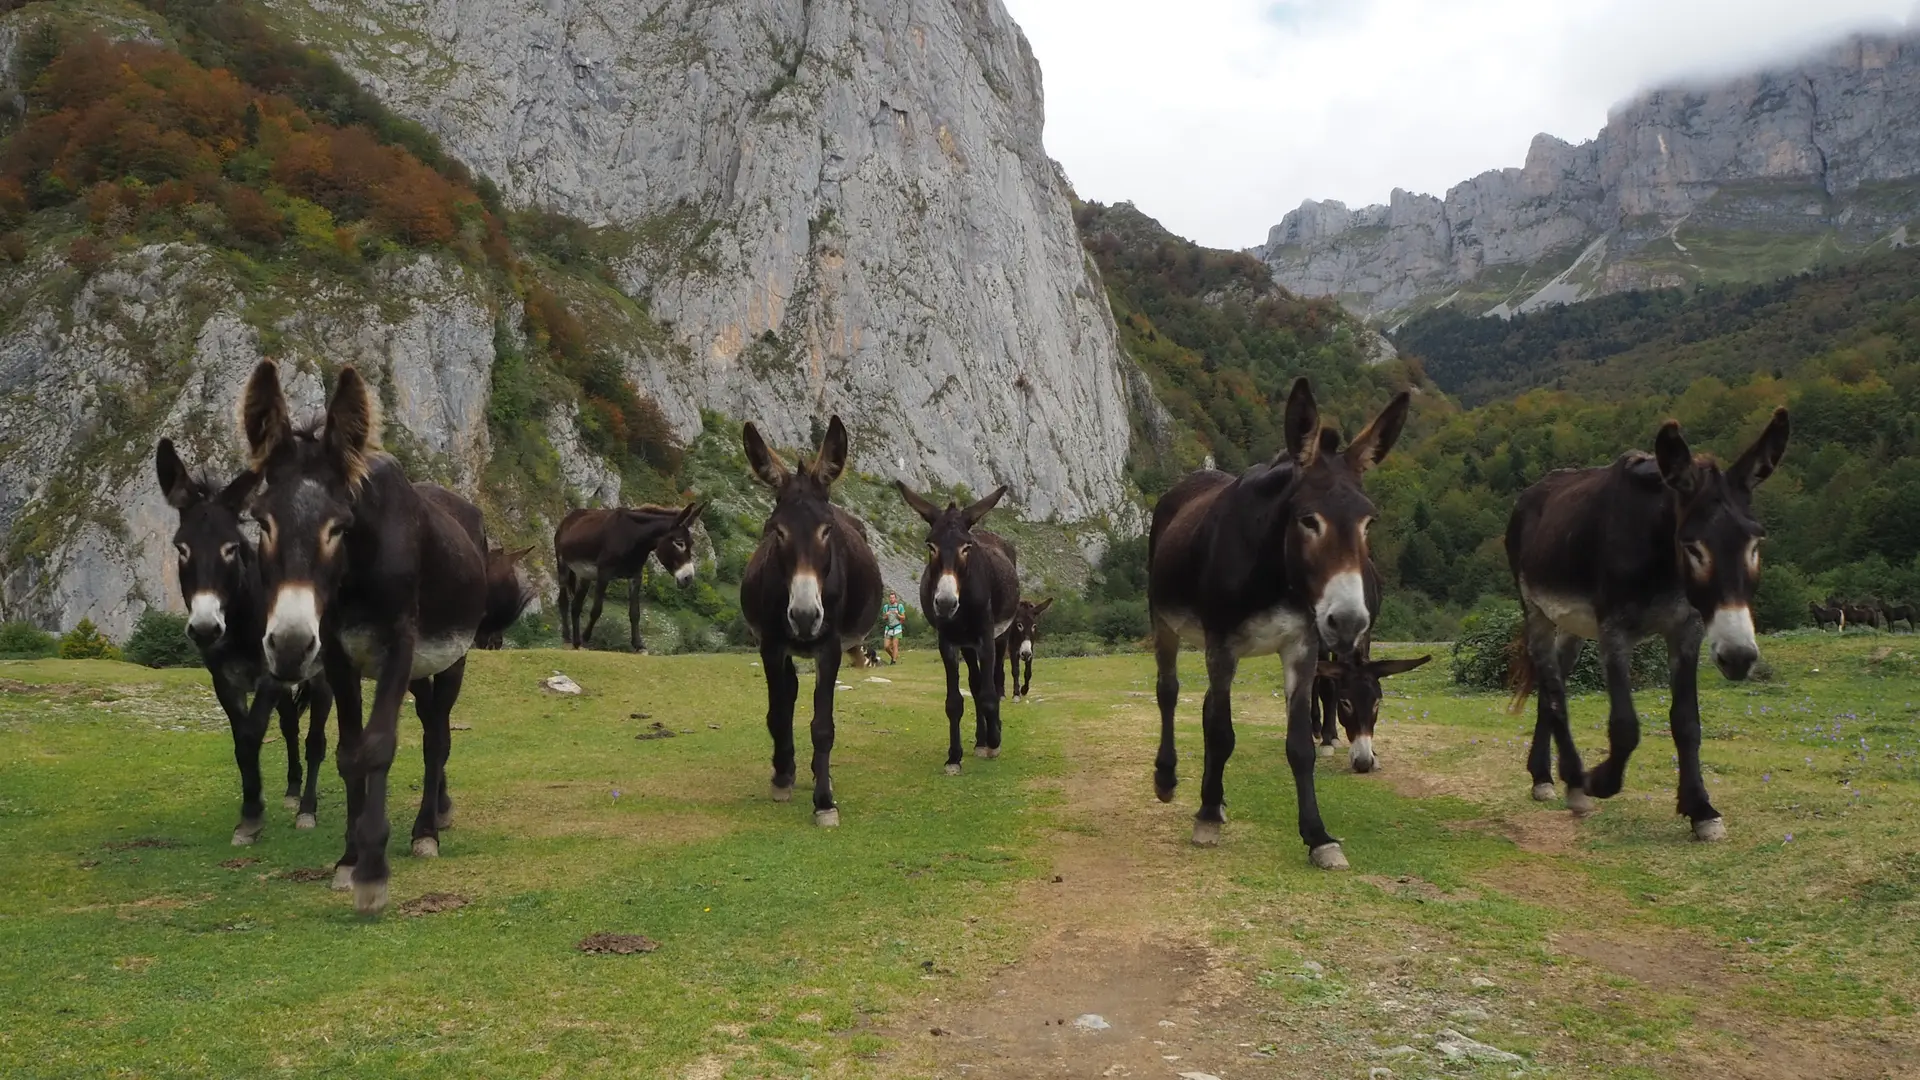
[3,634,1919,1076]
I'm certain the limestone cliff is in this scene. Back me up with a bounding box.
[1259,28,1920,318]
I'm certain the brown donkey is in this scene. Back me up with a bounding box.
[1148,379,1410,868]
[554,503,704,651]
[898,484,1019,772]
[1001,597,1053,701]
[739,417,882,826]
[1507,409,1788,841]
[241,361,514,914]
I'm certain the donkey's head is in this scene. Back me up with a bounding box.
[1315,654,1431,772]
[155,438,262,649]
[1010,597,1053,657]
[644,502,706,587]
[1271,379,1410,657]
[240,360,380,681]
[745,416,852,641]
[898,483,1008,621]
[1653,408,1789,681]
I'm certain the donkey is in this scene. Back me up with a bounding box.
[554,503,704,651]
[898,484,1019,772]
[1808,600,1845,631]
[241,360,517,914]
[1841,600,1883,631]
[1507,409,1788,841]
[1312,650,1432,773]
[1148,379,1410,868]
[1001,597,1053,701]
[475,546,536,649]
[157,438,335,841]
[739,417,882,826]
[1886,602,1918,632]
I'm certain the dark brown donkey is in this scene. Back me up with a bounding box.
[156,438,334,840]
[242,360,529,914]
[554,503,704,651]
[739,417,882,826]
[1507,409,1788,841]
[898,484,1019,773]
[475,546,536,649]
[1148,379,1410,868]
[1312,650,1431,773]
[1001,597,1052,701]
[1808,600,1845,631]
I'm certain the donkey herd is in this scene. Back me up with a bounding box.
[151,360,1796,912]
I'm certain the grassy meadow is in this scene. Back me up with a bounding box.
[2,633,1919,1078]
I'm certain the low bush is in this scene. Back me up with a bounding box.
[123,609,200,668]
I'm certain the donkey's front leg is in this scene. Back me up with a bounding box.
[809,645,841,826]
[1193,641,1239,846]
[974,634,1004,757]
[349,634,416,916]
[1152,622,1180,802]
[940,639,965,775]
[325,646,365,892]
[1582,627,1643,801]
[1666,624,1724,840]
[762,642,799,801]
[229,682,278,845]
[297,680,331,830]
[628,573,646,654]
[1282,637,1345,868]
[276,690,303,810]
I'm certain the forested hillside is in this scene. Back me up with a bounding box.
[1079,203,1920,637]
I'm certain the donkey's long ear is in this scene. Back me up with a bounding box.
[1729,407,1789,493]
[241,361,292,469]
[1034,597,1054,616]
[324,365,379,492]
[742,423,789,488]
[1345,391,1411,474]
[811,415,850,485]
[1653,419,1697,496]
[215,469,263,512]
[962,485,1008,528]
[1368,654,1432,678]
[155,438,203,510]
[675,499,705,528]
[1282,378,1321,467]
[896,481,942,524]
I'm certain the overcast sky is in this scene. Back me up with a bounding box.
[1001,0,1920,249]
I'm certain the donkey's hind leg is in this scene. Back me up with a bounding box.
[1152,621,1180,802]
[1193,641,1239,846]
[410,660,463,857]
[1664,621,1723,840]
[1582,627,1643,802]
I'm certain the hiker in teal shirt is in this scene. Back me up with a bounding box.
[882,592,907,664]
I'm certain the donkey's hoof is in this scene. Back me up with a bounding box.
[1531,783,1557,802]
[1154,785,1176,804]
[1309,842,1349,870]
[411,837,440,858]
[435,806,454,830]
[770,783,793,803]
[283,795,301,812]
[974,745,992,759]
[1692,817,1727,842]
[295,813,317,831]
[1566,789,1597,817]
[945,763,962,776]
[985,746,1001,759]
[1192,820,1222,847]
[814,808,840,828]
[1316,744,1335,758]
[232,819,264,846]
[352,880,388,916]
[331,865,354,892]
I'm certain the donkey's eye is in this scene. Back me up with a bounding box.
[816,524,832,543]
[926,542,938,561]
[673,540,686,551]
[959,542,974,558]
[1298,514,1323,534]
[175,542,190,561]
[326,520,349,541]
[219,542,239,562]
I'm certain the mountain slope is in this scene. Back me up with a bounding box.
[1259,28,1920,319]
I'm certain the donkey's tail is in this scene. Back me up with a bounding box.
[1505,631,1535,716]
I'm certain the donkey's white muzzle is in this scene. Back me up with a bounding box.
[263,584,322,680]
[787,572,825,640]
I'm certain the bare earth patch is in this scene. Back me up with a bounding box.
[399,892,470,916]
[220,857,260,870]
[576,932,660,955]
[275,867,334,883]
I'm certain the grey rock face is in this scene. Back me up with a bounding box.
[1261,30,1920,317]
[301,0,1136,521]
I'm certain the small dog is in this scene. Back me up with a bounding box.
[845,642,882,668]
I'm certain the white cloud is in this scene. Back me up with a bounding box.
[1002,0,1917,249]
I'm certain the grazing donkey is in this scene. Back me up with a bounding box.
[554,503,703,651]
[1148,379,1411,868]
[242,360,519,914]
[1808,600,1846,631]
[1507,409,1789,841]
[156,438,335,840]
[1886,602,1918,632]
[476,546,536,649]
[898,484,1019,772]
[1311,649,1432,773]
[739,417,881,826]
[1002,597,1053,701]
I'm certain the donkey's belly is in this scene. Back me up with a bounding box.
[1521,582,1601,641]
[340,627,472,680]
[566,561,598,582]
[1157,604,1310,659]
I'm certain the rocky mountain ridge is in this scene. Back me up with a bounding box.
[1258,26,1920,319]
